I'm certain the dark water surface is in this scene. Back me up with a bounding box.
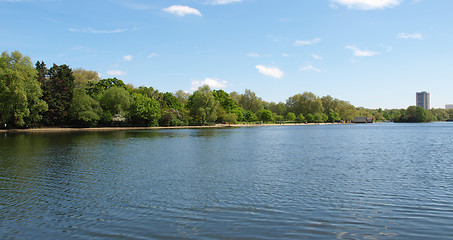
[1,123,453,239]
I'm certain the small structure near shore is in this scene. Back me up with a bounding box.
[352,117,373,123]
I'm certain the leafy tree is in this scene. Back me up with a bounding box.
[89,77,126,97]
[297,113,306,123]
[73,68,100,89]
[162,92,183,110]
[100,87,131,122]
[328,112,341,122]
[238,89,264,113]
[269,102,287,116]
[258,109,273,122]
[0,51,48,127]
[70,88,101,126]
[223,113,238,126]
[213,89,243,121]
[244,110,257,122]
[286,112,296,121]
[305,113,314,123]
[129,93,161,126]
[159,108,187,127]
[186,85,219,125]
[398,106,427,122]
[40,64,75,125]
[286,92,323,116]
[175,90,190,105]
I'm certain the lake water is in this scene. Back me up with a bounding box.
[1,123,453,239]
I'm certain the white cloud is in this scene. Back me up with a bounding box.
[247,53,261,58]
[191,78,228,90]
[345,45,380,57]
[299,64,321,72]
[162,5,202,17]
[210,0,242,5]
[282,53,289,57]
[256,65,284,79]
[148,53,158,58]
[69,27,127,34]
[331,0,401,10]
[294,38,321,46]
[398,33,423,40]
[107,70,127,76]
[123,55,133,61]
[312,54,323,60]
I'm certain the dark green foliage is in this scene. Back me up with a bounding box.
[100,87,131,122]
[40,63,75,125]
[129,93,161,126]
[89,78,126,97]
[396,106,428,122]
[258,109,273,122]
[70,88,101,127]
[162,92,183,110]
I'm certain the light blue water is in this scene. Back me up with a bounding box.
[1,123,452,239]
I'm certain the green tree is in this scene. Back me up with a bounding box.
[41,64,75,125]
[89,77,126,97]
[328,112,341,122]
[0,51,48,127]
[286,112,296,122]
[238,89,264,113]
[297,113,306,123]
[73,68,100,89]
[399,106,427,122]
[129,93,161,126]
[244,110,257,122]
[186,85,219,125]
[258,109,273,122]
[305,113,314,123]
[223,113,238,126]
[286,92,323,116]
[70,88,101,126]
[100,87,131,122]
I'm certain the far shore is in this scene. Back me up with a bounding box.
[0,122,344,133]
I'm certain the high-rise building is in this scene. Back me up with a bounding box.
[416,91,430,110]
[446,104,453,110]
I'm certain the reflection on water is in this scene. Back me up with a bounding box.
[1,123,453,239]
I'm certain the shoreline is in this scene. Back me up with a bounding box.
[0,123,342,133]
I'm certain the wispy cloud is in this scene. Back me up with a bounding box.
[294,38,321,46]
[162,5,202,17]
[123,55,133,61]
[256,65,284,79]
[282,53,289,57]
[148,53,158,58]
[330,0,401,10]
[312,54,323,60]
[210,0,242,5]
[398,33,423,40]
[107,70,127,76]
[345,45,380,57]
[247,53,261,58]
[191,78,227,90]
[299,64,321,72]
[69,27,127,34]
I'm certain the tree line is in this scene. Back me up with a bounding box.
[1,51,452,129]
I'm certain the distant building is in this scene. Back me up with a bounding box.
[353,117,373,123]
[416,91,430,110]
[446,104,453,110]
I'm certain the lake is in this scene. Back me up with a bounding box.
[1,123,453,239]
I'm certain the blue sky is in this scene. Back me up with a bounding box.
[2,0,452,109]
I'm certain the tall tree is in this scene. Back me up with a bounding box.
[238,89,263,113]
[73,68,100,89]
[186,85,219,125]
[41,64,75,125]
[0,51,48,127]
[129,93,161,126]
